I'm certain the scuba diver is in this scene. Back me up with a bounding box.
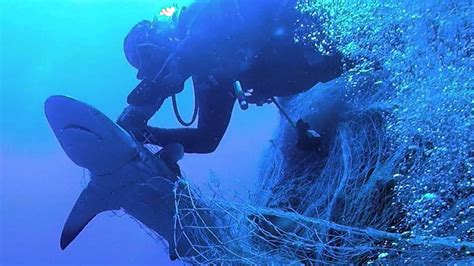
[117,0,345,153]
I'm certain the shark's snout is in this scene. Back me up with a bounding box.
[45,95,138,175]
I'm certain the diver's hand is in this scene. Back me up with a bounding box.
[117,104,156,131]
[296,119,321,151]
[158,73,185,98]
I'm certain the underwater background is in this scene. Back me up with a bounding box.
[1,0,278,264]
[1,0,473,265]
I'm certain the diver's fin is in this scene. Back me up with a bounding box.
[60,185,119,250]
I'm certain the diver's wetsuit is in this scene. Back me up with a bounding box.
[125,0,344,153]
[136,76,236,153]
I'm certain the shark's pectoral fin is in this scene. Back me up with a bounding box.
[61,185,119,250]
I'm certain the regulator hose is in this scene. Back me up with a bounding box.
[171,86,199,127]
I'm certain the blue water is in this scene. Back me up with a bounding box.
[1,0,473,264]
[1,1,277,264]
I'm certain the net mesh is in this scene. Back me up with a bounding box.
[165,76,473,263]
[171,113,473,263]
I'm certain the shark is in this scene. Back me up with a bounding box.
[44,95,195,260]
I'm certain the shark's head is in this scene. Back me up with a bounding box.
[45,95,138,175]
[45,95,187,254]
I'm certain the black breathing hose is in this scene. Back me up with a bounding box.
[171,87,199,127]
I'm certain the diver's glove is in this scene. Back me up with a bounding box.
[155,143,184,178]
[296,119,321,151]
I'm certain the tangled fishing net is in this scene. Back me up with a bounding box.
[137,0,473,264]
[170,73,472,264]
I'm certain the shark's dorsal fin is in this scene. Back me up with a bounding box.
[60,184,119,250]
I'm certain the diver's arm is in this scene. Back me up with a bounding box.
[138,77,236,154]
[117,97,166,133]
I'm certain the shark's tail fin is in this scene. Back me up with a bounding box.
[61,185,119,250]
